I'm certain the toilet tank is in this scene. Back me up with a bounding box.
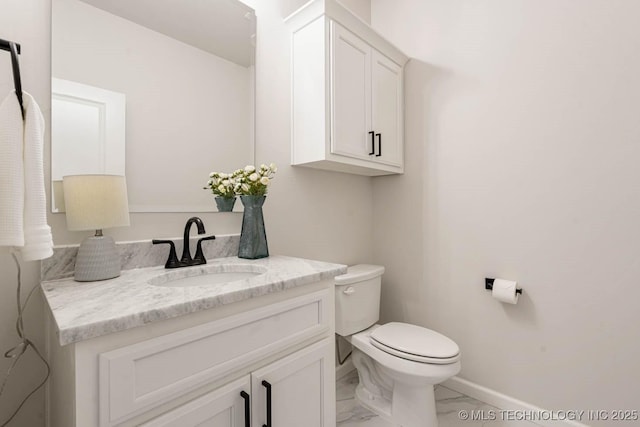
[335,265,385,336]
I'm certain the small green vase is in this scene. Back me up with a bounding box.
[238,195,269,259]
[215,196,236,212]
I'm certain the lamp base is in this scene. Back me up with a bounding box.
[74,235,121,282]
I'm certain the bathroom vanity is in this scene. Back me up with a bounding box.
[42,256,346,427]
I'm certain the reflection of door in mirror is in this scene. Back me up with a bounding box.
[51,78,125,212]
[51,0,256,213]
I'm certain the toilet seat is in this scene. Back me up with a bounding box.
[370,322,460,364]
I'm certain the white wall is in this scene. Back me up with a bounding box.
[371,0,640,421]
[0,0,374,424]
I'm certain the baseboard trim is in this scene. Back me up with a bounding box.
[443,376,590,427]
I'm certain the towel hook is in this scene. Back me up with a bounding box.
[8,42,24,120]
[1,38,24,120]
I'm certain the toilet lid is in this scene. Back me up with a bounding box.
[370,322,460,364]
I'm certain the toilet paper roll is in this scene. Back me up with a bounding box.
[492,279,520,304]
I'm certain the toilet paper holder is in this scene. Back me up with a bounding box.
[485,278,523,294]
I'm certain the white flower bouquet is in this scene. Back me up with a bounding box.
[233,163,277,196]
[204,171,236,199]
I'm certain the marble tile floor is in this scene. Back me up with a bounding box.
[337,370,540,427]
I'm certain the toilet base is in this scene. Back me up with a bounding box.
[390,382,437,427]
[353,353,439,427]
[349,325,460,427]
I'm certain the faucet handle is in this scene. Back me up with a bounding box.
[194,235,216,264]
[152,239,182,269]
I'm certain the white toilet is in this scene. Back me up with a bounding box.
[335,265,461,427]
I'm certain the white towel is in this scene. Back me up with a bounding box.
[21,92,53,260]
[0,91,25,247]
[0,91,53,261]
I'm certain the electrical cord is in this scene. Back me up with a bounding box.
[0,251,50,427]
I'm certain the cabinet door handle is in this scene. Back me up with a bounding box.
[376,133,382,157]
[240,391,250,427]
[262,380,272,427]
[368,131,375,155]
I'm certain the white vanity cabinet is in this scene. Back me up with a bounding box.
[251,339,334,427]
[140,376,250,427]
[46,281,336,427]
[142,339,334,427]
[288,0,408,176]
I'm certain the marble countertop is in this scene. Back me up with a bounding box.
[42,256,346,346]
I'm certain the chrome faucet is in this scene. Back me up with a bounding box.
[152,217,216,268]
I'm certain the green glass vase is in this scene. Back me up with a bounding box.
[215,196,236,212]
[238,195,269,259]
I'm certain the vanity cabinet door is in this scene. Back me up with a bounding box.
[141,376,251,427]
[250,338,334,427]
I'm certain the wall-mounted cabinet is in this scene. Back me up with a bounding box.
[287,0,408,176]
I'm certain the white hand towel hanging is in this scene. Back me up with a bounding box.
[0,90,53,260]
[21,91,53,260]
[0,91,25,246]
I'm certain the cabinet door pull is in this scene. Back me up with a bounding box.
[240,391,250,427]
[368,131,375,155]
[376,133,382,157]
[262,380,272,427]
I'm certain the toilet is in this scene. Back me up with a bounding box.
[335,265,461,427]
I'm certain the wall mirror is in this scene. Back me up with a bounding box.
[51,0,256,212]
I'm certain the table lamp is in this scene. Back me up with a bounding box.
[63,175,130,281]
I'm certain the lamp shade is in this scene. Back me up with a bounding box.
[63,175,130,231]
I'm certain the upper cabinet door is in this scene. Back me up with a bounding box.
[371,50,403,167]
[330,21,372,161]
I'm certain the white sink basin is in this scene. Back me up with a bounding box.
[150,264,267,288]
